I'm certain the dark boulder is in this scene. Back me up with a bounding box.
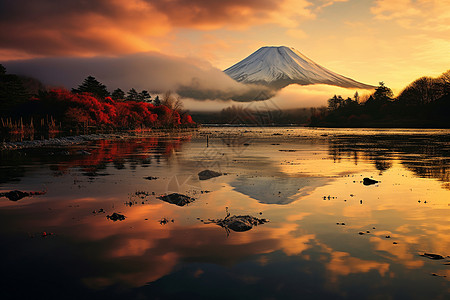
[198,170,222,180]
[157,193,195,206]
[363,178,379,186]
[106,212,126,221]
[203,210,268,234]
[420,253,445,260]
[0,190,46,201]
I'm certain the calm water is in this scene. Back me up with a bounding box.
[0,127,449,300]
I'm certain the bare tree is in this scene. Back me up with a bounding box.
[398,76,442,105]
[438,69,450,96]
[161,91,184,112]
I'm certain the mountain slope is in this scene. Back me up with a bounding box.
[224,46,374,89]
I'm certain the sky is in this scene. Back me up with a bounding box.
[1,0,450,110]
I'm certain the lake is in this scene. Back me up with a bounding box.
[1,127,449,299]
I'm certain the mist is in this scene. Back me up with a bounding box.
[3,52,274,102]
[183,84,368,112]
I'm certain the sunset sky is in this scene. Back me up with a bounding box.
[1,0,450,109]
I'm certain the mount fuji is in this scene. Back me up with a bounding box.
[224,46,374,90]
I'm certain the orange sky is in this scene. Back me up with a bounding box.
[1,0,449,100]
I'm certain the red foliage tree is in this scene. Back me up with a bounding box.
[31,89,195,129]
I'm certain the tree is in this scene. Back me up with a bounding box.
[126,88,139,101]
[438,70,450,96]
[161,91,183,112]
[72,76,109,99]
[153,95,161,106]
[373,82,393,103]
[328,95,344,110]
[398,76,441,105]
[138,90,151,102]
[354,91,360,104]
[328,95,339,110]
[111,88,125,101]
[344,97,353,107]
[0,71,30,115]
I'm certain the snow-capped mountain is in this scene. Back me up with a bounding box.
[224,46,374,89]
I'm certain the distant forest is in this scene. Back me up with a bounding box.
[309,70,450,128]
[0,65,195,134]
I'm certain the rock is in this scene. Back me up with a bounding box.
[1,190,29,201]
[157,193,195,206]
[159,218,174,225]
[363,178,379,185]
[144,176,158,180]
[420,253,445,260]
[224,216,266,232]
[106,212,126,221]
[0,190,46,201]
[431,273,447,277]
[202,210,268,233]
[198,170,222,180]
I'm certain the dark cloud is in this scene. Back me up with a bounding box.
[3,52,274,101]
[148,0,278,26]
[0,0,312,57]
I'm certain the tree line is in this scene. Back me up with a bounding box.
[309,70,450,127]
[71,75,163,104]
[0,65,194,133]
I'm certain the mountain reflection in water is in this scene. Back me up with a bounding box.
[0,128,449,300]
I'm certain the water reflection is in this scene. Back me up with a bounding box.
[329,134,450,187]
[0,128,449,299]
[232,176,329,204]
[0,135,190,184]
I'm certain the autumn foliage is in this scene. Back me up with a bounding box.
[30,89,194,129]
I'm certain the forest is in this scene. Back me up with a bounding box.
[309,70,450,127]
[0,66,195,135]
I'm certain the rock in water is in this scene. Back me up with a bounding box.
[0,190,46,201]
[1,190,29,201]
[223,215,268,232]
[203,211,269,233]
[106,213,126,221]
[198,170,222,180]
[420,253,445,260]
[363,178,379,186]
[157,193,195,206]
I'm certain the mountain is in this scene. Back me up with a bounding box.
[224,46,374,90]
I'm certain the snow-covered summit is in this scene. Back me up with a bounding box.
[224,46,374,89]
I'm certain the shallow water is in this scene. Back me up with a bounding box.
[1,127,449,299]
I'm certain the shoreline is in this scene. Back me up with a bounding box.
[1,129,198,151]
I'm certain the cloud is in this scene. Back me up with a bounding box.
[315,0,348,10]
[3,52,273,102]
[266,84,365,109]
[286,28,309,39]
[0,0,314,58]
[179,84,366,111]
[371,0,450,31]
